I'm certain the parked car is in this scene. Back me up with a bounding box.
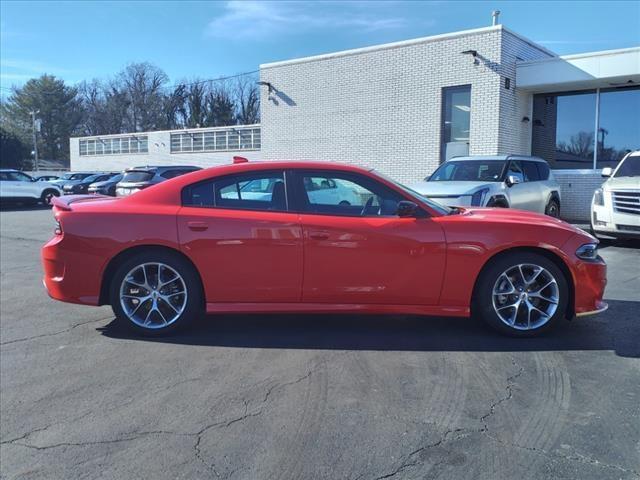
[36,175,60,182]
[411,155,562,217]
[63,173,119,195]
[50,172,99,189]
[115,165,201,197]
[42,160,606,338]
[591,150,640,240]
[0,169,62,205]
[88,174,123,196]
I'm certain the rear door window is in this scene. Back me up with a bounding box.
[536,162,550,180]
[182,171,287,212]
[522,161,541,181]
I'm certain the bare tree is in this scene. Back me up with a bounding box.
[205,82,235,127]
[117,63,169,132]
[234,76,260,125]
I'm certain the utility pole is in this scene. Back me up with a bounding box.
[30,110,40,172]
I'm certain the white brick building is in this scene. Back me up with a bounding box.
[71,24,639,221]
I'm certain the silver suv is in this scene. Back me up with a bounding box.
[411,155,561,217]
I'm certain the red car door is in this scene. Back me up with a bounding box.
[294,170,447,305]
[178,170,303,303]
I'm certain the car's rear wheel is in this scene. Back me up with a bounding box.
[41,189,60,206]
[109,251,203,336]
[473,252,568,337]
[545,199,560,218]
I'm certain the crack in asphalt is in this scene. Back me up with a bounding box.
[0,316,110,346]
[367,359,524,480]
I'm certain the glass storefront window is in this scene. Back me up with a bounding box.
[532,86,639,170]
[597,86,640,169]
[441,85,471,162]
[531,90,596,169]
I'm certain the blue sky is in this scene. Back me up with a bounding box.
[1,0,639,95]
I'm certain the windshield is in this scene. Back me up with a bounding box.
[372,170,452,215]
[614,155,640,177]
[429,160,506,182]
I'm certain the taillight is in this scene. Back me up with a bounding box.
[54,219,62,235]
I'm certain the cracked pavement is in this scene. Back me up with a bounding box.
[1,208,639,479]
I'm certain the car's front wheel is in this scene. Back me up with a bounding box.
[40,189,60,206]
[473,252,568,337]
[545,199,560,218]
[109,250,203,336]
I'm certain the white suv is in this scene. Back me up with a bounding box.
[591,151,640,240]
[0,169,62,205]
[411,155,562,217]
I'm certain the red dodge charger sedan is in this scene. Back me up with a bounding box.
[42,160,607,337]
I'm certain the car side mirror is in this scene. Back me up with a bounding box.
[396,200,418,217]
[601,167,612,178]
[506,175,521,187]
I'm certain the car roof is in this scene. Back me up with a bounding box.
[447,155,547,162]
[127,165,201,172]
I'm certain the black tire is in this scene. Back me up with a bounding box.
[487,198,508,208]
[545,199,560,218]
[473,252,569,337]
[40,189,60,206]
[109,250,203,336]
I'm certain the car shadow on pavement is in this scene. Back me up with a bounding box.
[98,299,639,358]
[0,203,51,211]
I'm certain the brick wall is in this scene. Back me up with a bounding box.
[260,26,508,184]
[553,171,604,221]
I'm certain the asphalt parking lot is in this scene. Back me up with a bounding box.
[1,206,639,480]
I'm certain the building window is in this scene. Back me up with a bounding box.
[441,85,471,163]
[597,87,640,169]
[170,127,261,153]
[532,86,639,170]
[79,135,148,156]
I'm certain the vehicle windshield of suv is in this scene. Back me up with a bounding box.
[121,171,155,183]
[62,173,93,181]
[429,160,506,182]
[614,155,640,177]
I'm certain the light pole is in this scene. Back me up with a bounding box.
[30,110,40,171]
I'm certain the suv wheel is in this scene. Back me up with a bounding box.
[545,199,560,218]
[109,251,203,336]
[40,189,60,206]
[473,252,568,337]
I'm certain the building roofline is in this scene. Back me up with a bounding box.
[70,124,261,140]
[260,25,557,69]
[517,46,640,65]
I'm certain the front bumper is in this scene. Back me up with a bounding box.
[591,196,640,239]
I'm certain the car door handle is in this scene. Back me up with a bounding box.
[309,231,330,240]
[187,221,209,231]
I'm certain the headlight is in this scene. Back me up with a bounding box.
[471,188,490,206]
[576,243,599,260]
[593,188,604,206]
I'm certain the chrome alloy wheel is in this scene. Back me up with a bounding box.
[119,262,188,329]
[492,263,559,331]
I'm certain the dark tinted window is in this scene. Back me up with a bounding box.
[536,162,550,180]
[597,87,640,169]
[122,171,155,182]
[297,170,403,217]
[160,169,190,179]
[183,171,287,212]
[615,154,640,177]
[522,161,541,181]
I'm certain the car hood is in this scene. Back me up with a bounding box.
[410,181,495,196]
[459,207,590,237]
[603,176,640,190]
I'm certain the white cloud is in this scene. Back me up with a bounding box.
[205,1,409,39]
